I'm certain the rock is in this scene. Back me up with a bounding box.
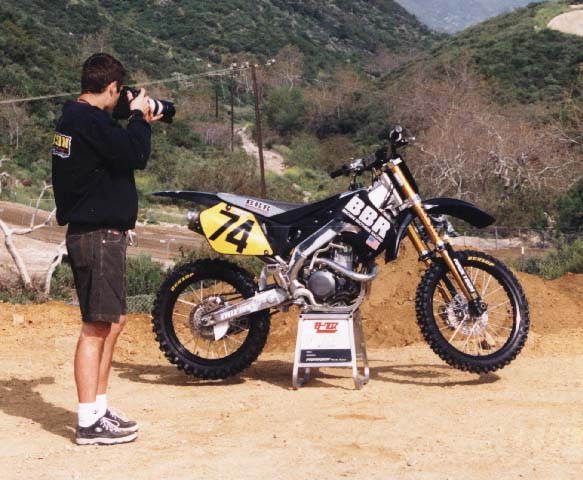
[12,314,25,326]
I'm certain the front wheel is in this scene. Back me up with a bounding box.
[152,259,270,380]
[415,250,529,373]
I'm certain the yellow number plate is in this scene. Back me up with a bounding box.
[199,202,273,255]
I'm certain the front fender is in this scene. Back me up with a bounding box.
[385,198,495,262]
[422,198,495,228]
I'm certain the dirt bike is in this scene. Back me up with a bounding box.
[151,126,529,380]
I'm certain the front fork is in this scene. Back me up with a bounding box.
[386,161,487,316]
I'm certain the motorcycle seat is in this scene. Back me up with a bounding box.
[217,192,302,217]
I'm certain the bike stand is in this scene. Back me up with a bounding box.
[292,310,370,390]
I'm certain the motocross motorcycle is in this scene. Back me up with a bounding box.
[151,127,529,380]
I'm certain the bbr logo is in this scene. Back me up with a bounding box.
[343,196,391,240]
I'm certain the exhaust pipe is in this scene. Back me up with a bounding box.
[315,258,378,282]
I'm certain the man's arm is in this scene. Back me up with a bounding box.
[101,88,162,172]
[107,113,152,171]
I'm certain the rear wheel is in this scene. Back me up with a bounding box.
[152,259,270,379]
[415,250,529,373]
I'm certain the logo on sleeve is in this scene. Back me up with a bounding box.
[52,133,72,158]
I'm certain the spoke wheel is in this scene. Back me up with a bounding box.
[416,250,529,373]
[152,259,270,380]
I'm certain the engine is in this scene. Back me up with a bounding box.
[303,242,361,305]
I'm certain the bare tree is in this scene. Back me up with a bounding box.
[0,183,65,295]
[262,45,304,89]
[0,94,30,151]
[386,55,582,219]
[305,66,369,126]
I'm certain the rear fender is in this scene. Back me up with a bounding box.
[385,198,496,262]
[152,190,220,207]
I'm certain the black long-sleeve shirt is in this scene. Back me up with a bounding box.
[51,100,151,231]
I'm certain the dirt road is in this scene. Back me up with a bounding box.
[548,7,583,37]
[0,201,202,278]
[237,127,285,175]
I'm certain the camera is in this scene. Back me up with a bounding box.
[113,86,176,123]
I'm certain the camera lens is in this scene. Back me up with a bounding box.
[113,86,176,123]
[148,99,162,116]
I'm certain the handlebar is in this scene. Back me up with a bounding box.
[329,126,414,179]
[330,166,349,178]
[329,150,384,179]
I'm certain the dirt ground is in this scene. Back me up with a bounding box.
[1,244,583,479]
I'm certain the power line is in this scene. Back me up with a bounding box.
[0,65,252,106]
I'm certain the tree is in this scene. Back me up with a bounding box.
[556,178,583,231]
[262,45,304,89]
[0,183,65,294]
[264,86,307,137]
[385,56,582,225]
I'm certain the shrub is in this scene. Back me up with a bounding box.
[522,238,583,279]
[50,262,75,301]
[286,134,321,169]
[126,255,167,296]
[556,178,583,232]
[264,86,307,137]
[176,243,263,278]
[319,135,361,173]
[0,279,40,304]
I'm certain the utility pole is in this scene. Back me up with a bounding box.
[251,63,266,198]
[230,77,235,153]
[214,80,219,119]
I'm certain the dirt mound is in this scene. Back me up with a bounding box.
[266,245,583,351]
[3,243,579,357]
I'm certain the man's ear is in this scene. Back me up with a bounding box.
[106,80,119,96]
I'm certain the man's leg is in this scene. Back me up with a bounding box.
[74,321,112,404]
[94,315,139,433]
[74,316,137,445]
[97,315,126,396]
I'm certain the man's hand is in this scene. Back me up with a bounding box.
[128,88,163,123]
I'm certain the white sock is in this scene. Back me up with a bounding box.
[78,402,98,428]
[96,394,108,418]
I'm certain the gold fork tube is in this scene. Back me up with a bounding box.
[389,162,476,302]
[407,224,453,302]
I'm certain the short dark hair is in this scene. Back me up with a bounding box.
[81,53,126,94]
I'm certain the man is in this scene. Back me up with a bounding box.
[52,53,162,445]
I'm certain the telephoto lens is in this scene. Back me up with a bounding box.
[113,86,176,123]
[147,97,176,122]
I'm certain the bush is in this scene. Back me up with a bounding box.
[556,178,583,232]
[319,135,361,173]
[264,86,307,137]
[182,150,261,197]
[176,243,263,278]
[49,254,166,301]
[126,255,167,296]
[0,279,40,304]
[286,134,321,169]
[50,262,75,301]
[522,238,583,279]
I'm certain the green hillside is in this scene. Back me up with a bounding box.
[378,1,583,228]
[0,0,436,98]
[104,0,436,72]
[422,1,583,105]
[0,0,438,205]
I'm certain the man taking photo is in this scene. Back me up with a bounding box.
[52,53,162,445]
